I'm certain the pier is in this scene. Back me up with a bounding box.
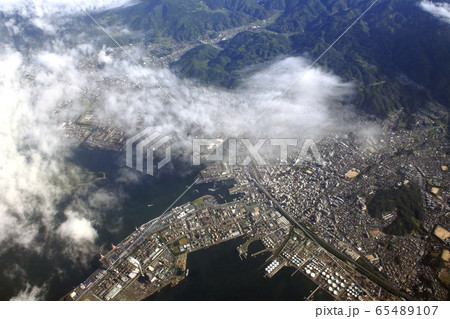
[305,286,320,301]
[251,248,268,257]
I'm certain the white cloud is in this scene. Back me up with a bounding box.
[0,0,139,16]
[0,46,87,251]
[0,4,363,299]
[94,55,355,144]
[10,283,47,301]
[420,1,450,24]
[0,0,140,35]
[88,189,121,211]
[57,210,98,243]
[0,38,356,265]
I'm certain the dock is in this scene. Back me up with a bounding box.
[251,248,268,257]
[305,286,320,301]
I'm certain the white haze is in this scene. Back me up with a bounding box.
[9,283,47,301]
[420,0,450,24]
[0,0,361,300]
[96,55,354,141]
[0,45,125,300]
[0,0,140,34]
[0,0,138,15]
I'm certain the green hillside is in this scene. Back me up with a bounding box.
[94,0,272,41]
[170,0,450,117]
[367,183,424,236]
[171,31,291,87]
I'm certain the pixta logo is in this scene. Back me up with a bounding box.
[126,129,171,176]
[193,138,323,166]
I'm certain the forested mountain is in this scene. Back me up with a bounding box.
[95,0,273,41]
[368,184,425,236]
[168,0,450,118]
[171,32,292,87]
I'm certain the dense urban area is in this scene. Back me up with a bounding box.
[63,89,449,300]
[3,0,450,307]
[50,3,450,301]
